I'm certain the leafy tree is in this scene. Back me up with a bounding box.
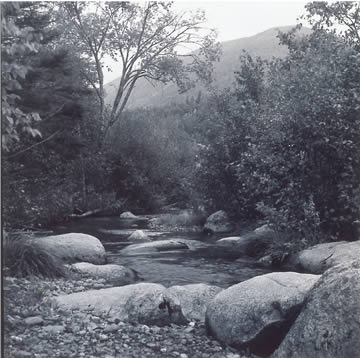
[1,2,43,151]
[60,1,220,137]
[303,1,360,49]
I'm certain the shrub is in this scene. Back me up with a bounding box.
[3,232,67,278]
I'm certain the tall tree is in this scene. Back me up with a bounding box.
[60,2,220,137]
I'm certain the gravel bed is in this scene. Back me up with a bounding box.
[3,276,256,358]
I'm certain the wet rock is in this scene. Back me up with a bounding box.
[24,316,44,326]
[70,262,138,285]
[206,272,320,357]
[127,230,151,242]
[204,211,234,234]
[217,225,275,257]
[165,284,223,322]
[272,260,360,358]
[287,240,360,274]
[120,240,190,255]
[33,233,106,264]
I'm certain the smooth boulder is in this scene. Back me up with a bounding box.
[120,211,138,219]
[53,283,186,326]
[127,230,151,242]
[121,239,190,255]
[33,233,106,264]
[217,225,275,257]
[70,262,138,285]
[206,272,320,357]
[204,210,234,234]
[165,284,223,322]
[289,240,360,273]
[272,260,360,358]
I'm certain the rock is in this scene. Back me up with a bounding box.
[206,272,320,357]
[120,211,138,219]
[103,324,119,333]
[288,240,360,273]
[272,260,360,358]
[24,316,44,326]
[165,284,223,322]
[204,211,234,234]
[127,230,151,242]
[258,255,274,268]
[13,351,32,358]
[53,283,186,326]
[33,233,106,264]
[70,262,138,285]
[42,325,65,334]
[120,239,190,255]
[217,226,275,257]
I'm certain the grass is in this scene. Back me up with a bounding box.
[3,232,68,278]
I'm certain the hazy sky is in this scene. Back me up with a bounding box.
[104,1,309,83]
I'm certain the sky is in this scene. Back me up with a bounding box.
[104,1,309,83]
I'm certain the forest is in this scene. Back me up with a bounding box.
[2,1,360,255]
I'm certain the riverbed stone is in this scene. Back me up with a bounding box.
[33,233,106,264]
[120,211,138,219]
[24,316,43,326]
[206,272,320,357]
[127,230,151,242]
[165,284,223,322]
[53,283,186,325]
[288,240,360,273]
[70,262,138,285]
[121,239,190,255]
[272,260,360,358]
[217,225,275,257]
[204,211,234,234]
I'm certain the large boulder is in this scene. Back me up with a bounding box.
[272,260,360,358]
[120,239,190,255]
[206,272,320,357]
[217,225,275,257]
[204,210,234,234]
[70,262,138,285]
[53,283,186,326]
[120,211,138,219]
[127,230,151,242]
[33,233,106,264]
[288,240,360,274]
[165,284,223,322]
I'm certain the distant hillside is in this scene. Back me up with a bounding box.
[105,25,311,109]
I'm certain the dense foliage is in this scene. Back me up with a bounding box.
[196,27,360,244]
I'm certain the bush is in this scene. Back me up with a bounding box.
[3,233,67,278]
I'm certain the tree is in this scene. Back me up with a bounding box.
[303,1,360,50]
[1,2,43,151]
[60,2,220,137]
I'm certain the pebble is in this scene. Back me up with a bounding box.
[13,350,32,357]
[24,316,43,326]
[93,283,105,289]
[74,286,85,292]
[180,354,188,358]
[103,324,119,333]
[42,325,65,334]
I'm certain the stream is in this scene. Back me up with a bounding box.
[52,215,270,288]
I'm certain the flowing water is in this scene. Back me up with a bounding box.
[52,215,270,288]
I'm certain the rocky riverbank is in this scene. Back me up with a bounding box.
[3,275,255,358]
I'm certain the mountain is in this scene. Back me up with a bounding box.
[104,25,311,109]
